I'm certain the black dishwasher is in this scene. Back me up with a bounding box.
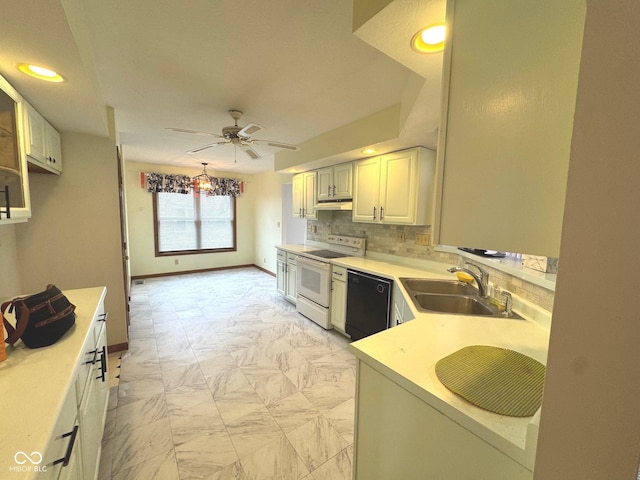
[345,269,392,341]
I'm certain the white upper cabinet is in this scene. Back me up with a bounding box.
[0,74,31,223]
[353,147,436,225]
[292,171,316,219]
[434,0,586,257]
[317,163,352,201]
[23,100,62,174]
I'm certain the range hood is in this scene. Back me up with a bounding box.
[314,200,353,211]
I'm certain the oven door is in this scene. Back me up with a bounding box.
[296,255,331,307]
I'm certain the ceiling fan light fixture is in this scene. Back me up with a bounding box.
[169,109,299,160]
[411,24,446,53]
[16,63,64,82]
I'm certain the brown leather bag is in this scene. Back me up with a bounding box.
[2,285,76,349]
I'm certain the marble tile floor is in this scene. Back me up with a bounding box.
[98,267,356,480]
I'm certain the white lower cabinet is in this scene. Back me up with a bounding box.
[330,265,347,333]
[52,299,109,480]
[38,387,78,480]
[285,253,297,303]
[392,284,415,327]
[276,249,286,296]
[77,322,108,480]
[276,249,297,304]
[353,362,532,480]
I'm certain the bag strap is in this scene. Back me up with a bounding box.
[1,300,31,346]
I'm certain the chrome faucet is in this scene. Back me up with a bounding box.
[501,291,513,317]
[447,261,490,298]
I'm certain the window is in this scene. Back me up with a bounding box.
[153,192,236,255]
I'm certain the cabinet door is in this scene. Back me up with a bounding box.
[352,157,380,222]
[45,123,62,173]
[330,279,347,332]
[379,149,418,224]
[24,102,46,163]
[303,171,316,219]
[354,362,532,480]
[333,163,353,199]
[276,260,286,296]
[285,263,297,303]
[41,386,78,480]
[316,167,333,201]
[292,174,304,217]
[79,326,108,480]
[436,0,585,256]
[58,431,83,480]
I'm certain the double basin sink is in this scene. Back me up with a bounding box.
[400,278,520,318]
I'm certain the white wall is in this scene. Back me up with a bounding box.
[534,1,640,478]
[281,183,306,246]
[15,132,128,347]
[0,225,23,298]
[125,161,256,277]
[250,169,293,274]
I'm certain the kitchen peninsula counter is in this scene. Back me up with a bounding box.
[0,287,108,479]
[332,255,550,475]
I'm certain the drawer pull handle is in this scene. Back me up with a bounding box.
[84,349,98,365]
[96,346,107,382]
[53,425,79,467]
[98,312,108,322]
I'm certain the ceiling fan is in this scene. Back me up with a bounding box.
[167,109,300,160]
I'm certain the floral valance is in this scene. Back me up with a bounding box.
[142,172,243,197]
[145,173,192,194]
[203,177,242,197]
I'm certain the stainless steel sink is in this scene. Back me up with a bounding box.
[401,278,478,296]
[400,277,521,318]
[413,293,495,316]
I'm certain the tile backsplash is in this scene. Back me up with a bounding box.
[307,210,555,312]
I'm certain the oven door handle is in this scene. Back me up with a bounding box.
[297,255,332,270]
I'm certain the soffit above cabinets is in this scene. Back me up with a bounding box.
[275,0,446,173]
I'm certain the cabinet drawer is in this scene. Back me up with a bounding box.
[286,252,298,265]
[276,249,286,262]
[40,386,78,480]
[332,265,347,281]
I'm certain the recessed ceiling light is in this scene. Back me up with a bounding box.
[16,64,64,82]
[361,148,377,155]
[411,24,446,53]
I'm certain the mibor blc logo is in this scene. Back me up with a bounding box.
[9,451,47,473]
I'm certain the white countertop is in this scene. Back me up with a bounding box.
[279,248,551,470]
[0,287,107,475]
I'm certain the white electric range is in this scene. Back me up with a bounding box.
[295,235,365,329]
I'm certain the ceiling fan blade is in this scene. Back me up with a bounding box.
[166,127,224,138]
[252,139,300,151]
[240,143,261,160]
[188,141,230,154]
[238,122,264,137]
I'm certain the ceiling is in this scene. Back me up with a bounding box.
[0,0,445,174]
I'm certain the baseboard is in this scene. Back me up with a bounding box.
[131,264,258,281]
[253,264,276,277]
[108,342,128,353]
